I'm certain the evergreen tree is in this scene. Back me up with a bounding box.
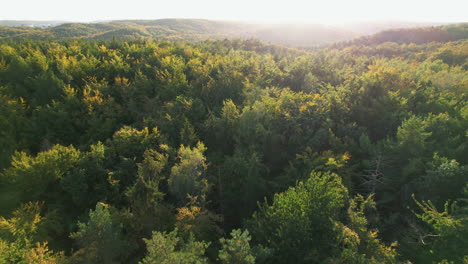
[140,228,209,264]
[218,229,255,264]
[69,203,129,264]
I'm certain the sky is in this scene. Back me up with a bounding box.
[1,0,467,24]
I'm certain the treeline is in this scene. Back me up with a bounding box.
[332,23,468,48]
[0,38,467,263]
[3,20,466,48]
[0,19,357,46]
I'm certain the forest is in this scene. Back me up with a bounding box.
[0,19,357,47]
[0,24,467,263]
[1,20,466,47]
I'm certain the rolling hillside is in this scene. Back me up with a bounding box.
[332,23,468,47]
[1,19,465,47]
[0,19,357,46]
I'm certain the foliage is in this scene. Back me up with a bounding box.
[409,192,468,263]
[218,229,255,264]
[0,33,466,263]
[248,171,348,263]
[0,202,63,264]
[175,196,223,242]
[169,142,209,204]
[24,242,65,264]
[140,228,209,264]
[69,203,129,264]
[0,145,80,214]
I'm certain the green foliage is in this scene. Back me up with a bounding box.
[169,142,208,204]
[175,197,223,242]
[0,145,80,214]
[396,115,432,155]
[332,195,397,263]
[414,155,468,207]
[0,202,63,264]
[0,35,466,263]
[109,126,161,159]
[218,229,255,264]
[125,148,174,238]
[218,150,268,228]
[69,203,129,264]
[248,171,348,263]
[0,94,27,169]
[140,228,209,264]
[24,242,65,264]
[60,142,108,212]
[248,172,397,264]
[409,193,468,264]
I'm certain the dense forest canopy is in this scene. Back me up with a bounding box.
[0,22,467,264]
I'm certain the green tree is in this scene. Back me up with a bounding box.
[248,171,348,263]
[0,145,80,214]
[125,148,174,238]
[24,242,65,264]
[218,229,255,264]
[140,228,209,264]
[332,195,397,264]
[0,202,63,264]
[408,191,468,264]
[0,93,27,169]
[169,142,208,204]
[248,171,395,264]
[175,196,223,242]
[69,203,129,264]
[60,142,109,215]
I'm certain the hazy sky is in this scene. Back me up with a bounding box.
[1,0,467,23]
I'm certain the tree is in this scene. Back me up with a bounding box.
[414,155,468,208]
[407,191,468,264]
[332,195,397,264]
[219,150,268,229]
[140,228,209,264]
[69,203,129,264]
[175,196,223,242]
[248,171,396,264]
[0,145,80,214]
[60,142,109,215]
[0,93,27,169]
[0,202,63,264]
[24,242,65,264]
[248,171,348,263]
[218,229,255,264]
[125,148,174,238]
[168,142,208,204]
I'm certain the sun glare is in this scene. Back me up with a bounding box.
[1,0,466,23]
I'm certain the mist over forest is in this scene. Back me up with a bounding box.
[1,19,465,46]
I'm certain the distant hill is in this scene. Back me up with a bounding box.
[1,19,464,47]
[0,19,357,46]
[332,23,468,47]
[0,20,65,27]
[335,20,451,35]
